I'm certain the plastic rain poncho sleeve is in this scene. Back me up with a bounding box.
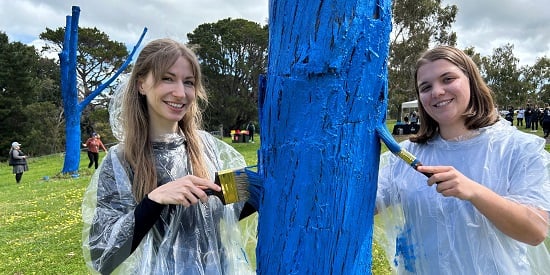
[81,131,254,275]
[375,119,550,274]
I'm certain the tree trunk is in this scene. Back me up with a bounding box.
[60,6,146,174]
[256,0,392,273]
[61,6,81,174]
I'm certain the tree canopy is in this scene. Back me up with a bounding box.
[40,26,130,141]
[40,27,128,103]
[0,31,61,159]
[187,18,268,133]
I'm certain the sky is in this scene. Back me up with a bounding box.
[0,0,548,66]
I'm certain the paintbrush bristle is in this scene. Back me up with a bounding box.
[233,168,251,202]
[375,125,402,154]
[375,124,434,179]
[215,166,263,206]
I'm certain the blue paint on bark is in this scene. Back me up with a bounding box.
[257,0,392,273]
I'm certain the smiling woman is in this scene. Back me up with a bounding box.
[81,38,255,274]
[375,45,550,274]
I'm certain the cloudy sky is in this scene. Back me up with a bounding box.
[0,0,548,66]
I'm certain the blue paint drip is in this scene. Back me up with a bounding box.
[395,228,416,273]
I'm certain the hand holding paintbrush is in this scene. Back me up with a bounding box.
[375,125,433,178]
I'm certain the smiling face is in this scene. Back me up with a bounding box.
[416,59,471,137]
[138,56,196,136]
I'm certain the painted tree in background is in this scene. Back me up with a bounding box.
[256,0,392,273]
[58,6,146,173]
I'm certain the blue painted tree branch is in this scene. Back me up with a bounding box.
[256,0,392,273]
[78,28,147,109]
[60,6,147,174]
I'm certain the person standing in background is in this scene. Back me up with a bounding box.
[542,103,550,138]
[246,121,256,142]
[9,142,28,184]
[516,107,524,127]
[504,105,514,125]
[409,110,419,125]
[531,105,541,132]
[83,132,108,169]
[525,104,533,129]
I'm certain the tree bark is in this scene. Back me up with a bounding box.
[256,0,392,273]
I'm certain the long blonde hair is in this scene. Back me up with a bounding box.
[122,38,209,201]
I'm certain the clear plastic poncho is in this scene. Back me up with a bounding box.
[81,132,254,274]
[375,119,550,274]
[81,78,254,274]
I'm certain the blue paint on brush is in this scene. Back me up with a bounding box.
[375,124,433,178]
[239,166,264,211]
[375,125,401,154]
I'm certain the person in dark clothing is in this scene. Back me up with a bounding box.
[246,121,256,142]
[504,106,514,125]
[525,104,533,129]
[542,104,550,138]
[9,142,28,184]
[531,105,541,132]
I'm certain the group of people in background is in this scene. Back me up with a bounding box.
[504,103,550,138]
[7,132,107,184]
[402,110,419,125]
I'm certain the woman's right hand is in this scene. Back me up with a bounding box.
[147,175,221,207]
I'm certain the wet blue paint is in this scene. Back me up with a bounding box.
[256,0,393,273]
[395,227,416,273]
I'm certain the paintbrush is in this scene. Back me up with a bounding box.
[207,166,264,207]
[375,124,433,178]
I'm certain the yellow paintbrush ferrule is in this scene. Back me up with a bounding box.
[217,169,239,204]
[397,150,417,165]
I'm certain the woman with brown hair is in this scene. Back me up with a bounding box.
[376,46,550,274]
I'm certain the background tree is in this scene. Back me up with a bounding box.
[523,56,550,105]
[187,18,268,134]
[0,31,62,159]
[463,46,483,67]
[40,24,129,141]
[44,6,145,173]
[388,0,457,119]
[481,44,525,108]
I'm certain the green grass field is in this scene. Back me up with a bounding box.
[1,123,548,274]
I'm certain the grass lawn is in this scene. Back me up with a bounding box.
[0,122,547,274]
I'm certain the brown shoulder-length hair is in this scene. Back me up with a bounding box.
[122,38,209,201]
[410,45,498,143]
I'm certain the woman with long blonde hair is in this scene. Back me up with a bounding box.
[82,38,254,274]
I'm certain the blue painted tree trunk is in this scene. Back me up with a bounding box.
[59,6,146,174]
[60,6,81,174]
[256,0,392,273]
